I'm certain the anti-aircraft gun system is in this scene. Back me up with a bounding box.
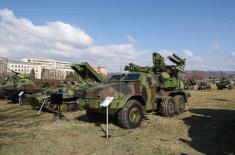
[79,52,190,129]
[124,52,185,90]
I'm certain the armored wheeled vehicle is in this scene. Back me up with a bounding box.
[79,52,190,129]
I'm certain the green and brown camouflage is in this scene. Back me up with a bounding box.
[79,52,190,129]
[184,79,197,90]
[27,62,104,112]
[0,69,42,102]
[216,72,234,90]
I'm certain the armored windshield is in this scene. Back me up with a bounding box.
[108,73,140,82]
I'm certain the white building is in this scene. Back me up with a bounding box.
[22,58,72,70]
[21,58,73,79]
[7,60,42,79]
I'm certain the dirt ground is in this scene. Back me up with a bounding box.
[1,89,235,155]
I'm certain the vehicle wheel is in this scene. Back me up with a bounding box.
[174,95,185,114]
[68,102,79,111]
[11,94,19,103]
[86,110,105,122]
[59,104,69,112]
[159,97,176,117]
[117,100,143,129]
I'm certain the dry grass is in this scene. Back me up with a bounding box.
[1,89,235,155]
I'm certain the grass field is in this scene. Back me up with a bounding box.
[1,89,235,155]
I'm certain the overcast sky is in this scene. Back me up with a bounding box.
[0,0,235,71]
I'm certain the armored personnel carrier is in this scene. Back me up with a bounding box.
[79,53,190,129]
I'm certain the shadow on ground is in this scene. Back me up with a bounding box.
[180,108,235,155]
[0,105,48,148]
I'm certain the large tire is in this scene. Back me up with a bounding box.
[159,97,176,117]
[59,104,69,112]
[174,95,185,114]
[68,102,79,111]
[117,100,143,129]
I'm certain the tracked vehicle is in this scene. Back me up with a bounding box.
[28,62,103,112]
[79,53,190,129]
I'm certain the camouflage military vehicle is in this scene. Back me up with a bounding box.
[184,79,196,90]
[28,62,103,112]
[216,72,234,90]
[79,53,190,129]
[197,81,211,90]
[216,78,234,90]
[0,70,45,102]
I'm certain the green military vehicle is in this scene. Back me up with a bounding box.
[184,79,196,90]
[79,53,190,129]
[0,70,44,103]
[28,62,104,112]
[216,72,234,90]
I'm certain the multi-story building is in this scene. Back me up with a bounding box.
[7,60,42,79]
[0,57,8,76]
[21,58,73,79]
[6,57,107,79]
[94,66,107,75]
[22,58,71,70]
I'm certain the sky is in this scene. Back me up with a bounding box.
[0,0,235,71]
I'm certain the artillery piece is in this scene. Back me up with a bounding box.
[27,62,104,112]
[79,52,190,129]
[0,69,43,103]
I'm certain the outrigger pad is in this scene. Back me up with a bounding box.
[50,93,63,105]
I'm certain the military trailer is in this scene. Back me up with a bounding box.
[79,53,190,129]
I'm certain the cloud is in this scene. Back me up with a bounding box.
[231,52,235,57]
[183,50,194,57]
[211,41,221,49]
[0,8,234,72]
[126,35,136,44]
[0,8,150,71]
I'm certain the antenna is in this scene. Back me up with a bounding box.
[118,61,123,98]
